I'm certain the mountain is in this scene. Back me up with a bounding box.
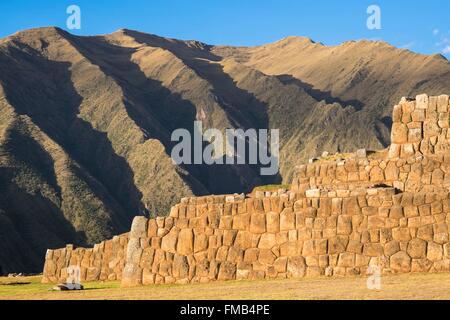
[0,27,449,274]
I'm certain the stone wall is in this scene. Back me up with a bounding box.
[41,94,450,286]
[291,153,450,194]
[291,95,450,195]
[121,188,450,286]
[42,233,128,283]
[389,94,450,158]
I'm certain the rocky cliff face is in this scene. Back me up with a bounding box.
[1,27,449,273]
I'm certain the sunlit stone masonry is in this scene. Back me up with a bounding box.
[42,94,450,286]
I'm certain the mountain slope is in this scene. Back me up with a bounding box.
[0,27,449,273]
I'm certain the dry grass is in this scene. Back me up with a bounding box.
[251,184,291,193]
[1,273,450,300]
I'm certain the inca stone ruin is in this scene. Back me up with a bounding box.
[42,94,450,286]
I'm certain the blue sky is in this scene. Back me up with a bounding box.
[0,0,449,58]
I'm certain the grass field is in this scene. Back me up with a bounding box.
[1,273,450,300]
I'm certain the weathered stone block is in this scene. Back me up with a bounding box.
[363,243,383,257]
[161,229,178,253]
[406,238,427,259]
[392,123,408,144]
[337,216,352,235]
[305,189,320,198]
[437,95,449,113]
[259,249,276,265]
[233,214,250,231]
[223,230,238,246]
[227,246,243,263]
[302,240,315,256]
[287,257,306,278]
[177,229,194,255]
[392,228,411,241]
[417,225,434,241]
[411,259,433,273]
[390,251,411,273]
[244,248,259,263]
[384,240,400,257]
[266,212,280,233]
[280,208,295,231]
[416,94,429,110]
[217,262,236,281]
[273,257,288,273]
[250,213,266,234]
[328,236,349,254]
[427,242,443,261]
[258,233,276,250]
[194,234,208,253]
[342,197,361,215]
[130,216,148,239]
[337,253,355,268]
[280,241,301,256]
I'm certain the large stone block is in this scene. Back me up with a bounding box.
[147,219,158,238]
[273,257,288,273]
[194,234,208,253]
[392,123,408,144]
[417,225,434,241]
[328,236,349,254]
[177,229,194,256]
[408,128,422,143]
[250,213,266,234]
[337,253,355,267]
[342,197,361,216]
[423,120,440,139]
[258,233,276,250]
[368,216,385,229]
[302,240,315,256]
[392,104,402,122]
[337,216,352,235]
[130,216,148,239]
[406,238,427,259]
[172,254,189,279]
[363,243,383,257]
[233,214,250,230]
[280,208,295,231]
[347,240,363,254]
[217,262,236,281]
[411,259,433,273]
[266,212,280,233]
[384,240,400,257]
[437,95,449,113]
[126,238,143,264]
[244,248,259,263]
[427,242,443,261]
[227,246,243,263]
[234,231,252,249]
[392,228,411,241]
[122,263,143,287]
[390,251,411,273]
[259,249,276,265]
[280,241,301,256]
[416,94,429,110]
[287,256,306,278]
[385,162,399,181]
[370,166,385,182]
[161,229,179,253]
[216,246,229,262]
[223,230,238,246]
